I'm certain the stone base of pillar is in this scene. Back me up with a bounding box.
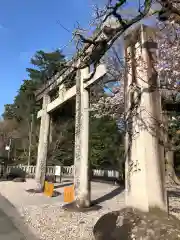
[93,207,180,240]
[125,126,167,212]
[62,201,101,212]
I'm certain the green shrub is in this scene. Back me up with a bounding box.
[7,167,26,180]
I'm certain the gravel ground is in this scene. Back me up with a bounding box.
[0,180,180,240]
[167,185,180,220]
[0,179,125,240]
[18,203,123,240]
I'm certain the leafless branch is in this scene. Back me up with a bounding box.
[73,0,153,70]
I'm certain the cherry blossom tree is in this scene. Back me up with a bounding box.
[90,38,125,121]
[155,21,180,185]
[90,17,180,186]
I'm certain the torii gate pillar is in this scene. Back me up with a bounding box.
[35,94,50,188]
[74,67,90,207]
[124,25,167,212]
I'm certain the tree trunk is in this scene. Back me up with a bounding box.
[165,150,180,186]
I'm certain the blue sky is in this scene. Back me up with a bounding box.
[0,0,155,116]
[0,0,94,115]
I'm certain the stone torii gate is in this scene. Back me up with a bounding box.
[35,61,106,206]
[35,23,167,212]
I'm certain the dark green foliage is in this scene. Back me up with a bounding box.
[2,49,66,164]
[168,112,180,150]
[89,116,124,169]
[48,114,124,170]
[174,151,180,173]
[26,49,66,84]
[158,9,170,22]
[7,167,26,181]
[2,80,40,164]
[14,80,39,121]
[3,104,16,120]
[48,117,75,166]
[3,80,39,122]
[167,111,180,173]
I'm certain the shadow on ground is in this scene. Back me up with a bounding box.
[0,193,39,240]
[92,186,124,205]
[54,182,73,189]
[26,188,61,197]
[168,189,180,198]
[167,189,180,214]
[170,207,180,213]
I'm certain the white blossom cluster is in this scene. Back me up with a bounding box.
[91,21,180,120]
[91,84,124,119]
[157,22,180,91]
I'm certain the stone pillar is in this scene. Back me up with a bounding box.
[74,69,81,206]
[35,94,50,189]
[74,66,90,208]
[79,67,90,207]
[49,117,53,144]
[59,84,66,100]
[124,25,166,212]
